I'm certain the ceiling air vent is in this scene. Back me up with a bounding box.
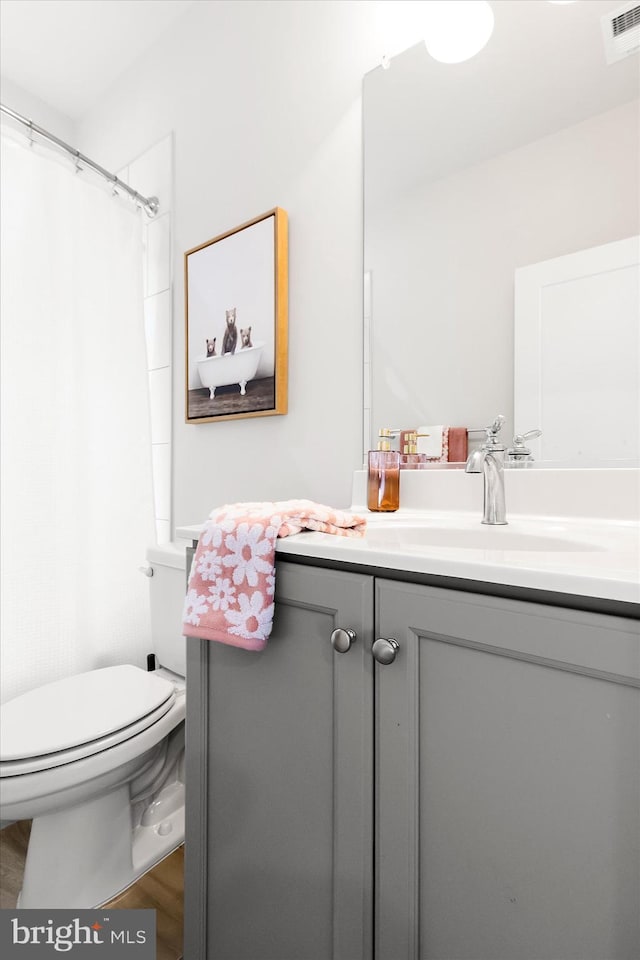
[602,2,640,64]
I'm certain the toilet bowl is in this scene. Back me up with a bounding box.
[0,543,188,909]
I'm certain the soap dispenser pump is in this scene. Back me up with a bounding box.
[367,428,400,512]
[400,430,429,468]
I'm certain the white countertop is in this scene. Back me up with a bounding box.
[176,467,640,607]
[277,512,639,604]
[176,509,640,607]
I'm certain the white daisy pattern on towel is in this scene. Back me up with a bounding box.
[223,522,274,586]
[183,588,209,626]
[207,578,237,612]
[182,500,367,650]
[225,591,275,644]
[200,521,223,549]
[196,550,223,581]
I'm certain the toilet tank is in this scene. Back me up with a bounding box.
[146,543,188,678]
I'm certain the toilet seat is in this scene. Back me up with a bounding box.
[0,665,175,777]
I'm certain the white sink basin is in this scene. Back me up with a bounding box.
[364,522,603,553]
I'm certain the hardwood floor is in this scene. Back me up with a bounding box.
[0,820,183,960]
[103,846,184,960]
[0,819,30,909]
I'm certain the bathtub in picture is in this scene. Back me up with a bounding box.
[196,342,264,398]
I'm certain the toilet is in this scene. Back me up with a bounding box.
[0,543,187,909]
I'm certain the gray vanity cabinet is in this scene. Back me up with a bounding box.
[184,561,374,960]
[375,579,640,960]
[185,560,640,960]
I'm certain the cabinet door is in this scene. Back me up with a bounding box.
[185,561,374,960]
[375,580,640,960]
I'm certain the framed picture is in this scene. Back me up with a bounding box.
[184,207,288,423]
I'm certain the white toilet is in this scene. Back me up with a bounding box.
[0,543,188,909]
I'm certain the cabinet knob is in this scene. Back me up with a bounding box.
[372,637,400,665]
[330,627,356,653]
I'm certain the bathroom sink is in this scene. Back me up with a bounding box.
[364,522,602,553]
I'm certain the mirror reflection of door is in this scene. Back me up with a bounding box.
[515,236,639,466]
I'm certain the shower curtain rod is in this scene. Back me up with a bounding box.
[0,103,159,217]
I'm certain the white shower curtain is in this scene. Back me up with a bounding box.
[1,128,156,702]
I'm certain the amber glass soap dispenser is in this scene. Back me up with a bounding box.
[367,428,400,512]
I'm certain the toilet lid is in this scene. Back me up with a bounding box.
[0,665,175,762]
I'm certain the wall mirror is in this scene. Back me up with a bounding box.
[363,0,639,466]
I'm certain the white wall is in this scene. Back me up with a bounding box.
[366,100,640,439]
[77,0,381,528]
[1,75,76,143]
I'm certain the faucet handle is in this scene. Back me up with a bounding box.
[514,429,542,445]
[482,414,506,448]
[487,414,505,437]
[507,428,542,460]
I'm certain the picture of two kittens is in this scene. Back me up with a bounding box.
[206,307,252,358]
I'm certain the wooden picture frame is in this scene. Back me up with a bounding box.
[184,207,288,423]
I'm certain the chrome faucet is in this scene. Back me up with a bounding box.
[465,415,508,525]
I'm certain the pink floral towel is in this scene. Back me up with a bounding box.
[182,500,367,651]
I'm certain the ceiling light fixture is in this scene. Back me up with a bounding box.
[423,1,495,64]
[378,1,495,69]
